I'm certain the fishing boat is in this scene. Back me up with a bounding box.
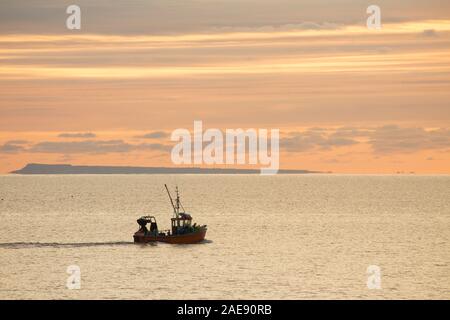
[133,184,207,244]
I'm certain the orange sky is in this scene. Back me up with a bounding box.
[1,1,449,174]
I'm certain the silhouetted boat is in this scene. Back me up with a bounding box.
[133,185,207,244]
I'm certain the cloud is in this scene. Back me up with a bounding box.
[134,131,169,139]
[369,125,450,154]
[27,139,171,154]
[284,22,342,30]
[0,140,31,154]
[0,142,26,153]
[2,0,450,36]
[29,140,131,154]
[212,21,342,33]
[140,143,172,152]
[281,125,450,154]
[4,140,28,145]
[328,127,372,139]
[422,29,438,37]
[58,132,97,138]
[3,125,450,157]
[281,129,358,152]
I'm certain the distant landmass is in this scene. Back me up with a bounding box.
[11,163,320,175]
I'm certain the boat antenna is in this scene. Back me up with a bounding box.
[175,186,186,213]
[164,184,177,217]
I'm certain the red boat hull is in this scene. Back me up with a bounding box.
[133,229,207,244]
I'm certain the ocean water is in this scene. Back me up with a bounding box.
[0,174,449,299]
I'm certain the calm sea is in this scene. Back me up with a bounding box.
[0,174,449,299]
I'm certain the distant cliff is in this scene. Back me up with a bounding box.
[11,163,319,174]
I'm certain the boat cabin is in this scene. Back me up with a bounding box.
[171,213,193,234]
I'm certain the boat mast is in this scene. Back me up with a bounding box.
[175,186,186,213]
[175,186,180,214]
[164,184,178,217]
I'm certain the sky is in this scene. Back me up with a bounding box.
[1,0,450,173]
